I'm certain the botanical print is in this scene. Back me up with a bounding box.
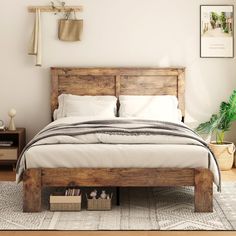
[201,5,234,58]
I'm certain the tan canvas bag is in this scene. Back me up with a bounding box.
[58,11,83,42]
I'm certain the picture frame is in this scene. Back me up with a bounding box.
[200,5,234,58]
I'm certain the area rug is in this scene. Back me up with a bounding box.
[0,181,235,230]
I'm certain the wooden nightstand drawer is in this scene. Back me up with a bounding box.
[0,148,18,160]
[0,128,26,168]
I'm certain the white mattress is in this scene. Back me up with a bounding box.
[25,144,209,169]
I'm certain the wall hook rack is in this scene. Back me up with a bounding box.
[28,5,83,13]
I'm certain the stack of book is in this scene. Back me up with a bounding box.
[65,188,81,196]
[0,141,13,147]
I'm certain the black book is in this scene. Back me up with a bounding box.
[0,141,14,147]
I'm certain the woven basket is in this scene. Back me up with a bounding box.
[208,141,235,171]
[50,194,81,211]
[87,194,112,211]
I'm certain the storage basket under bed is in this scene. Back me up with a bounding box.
[50,193,81,211]
[86,194,112,211]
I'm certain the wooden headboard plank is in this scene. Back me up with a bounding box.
[59,75,116,95]
[52,67,182,76]
[115,75,121,97]
[120,76,178,95]
[177,69,185,115]
[51,67,185,117]
[51,67,59,115]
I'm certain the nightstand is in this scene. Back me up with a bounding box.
[0,128,26,168]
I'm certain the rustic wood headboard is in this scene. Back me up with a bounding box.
[51,67,185,116]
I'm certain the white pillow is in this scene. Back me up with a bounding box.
[55,94,117,119]
[53,109,58,120]
[65,99,117,118]
[119,95,181,122]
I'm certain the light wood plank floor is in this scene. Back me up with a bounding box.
[0,231,236,236]
[221,168,236,181]
[0,165,236,236]
[0,166,16,181]
[1,232,236,236]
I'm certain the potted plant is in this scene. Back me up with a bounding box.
[196,90,236,170]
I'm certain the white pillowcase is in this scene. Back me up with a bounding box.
[55,94,117,119]
[119,95,181,122]
[53,109,58,120]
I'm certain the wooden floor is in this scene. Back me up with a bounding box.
[221,168,236,181]
[0,165,236,236]
[1,232,236,236]
[0,166,16,181]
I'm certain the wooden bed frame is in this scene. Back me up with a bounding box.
[23,67,213,213]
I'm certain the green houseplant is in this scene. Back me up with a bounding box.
[196,90,236,170]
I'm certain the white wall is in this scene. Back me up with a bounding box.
[0,0,236,141]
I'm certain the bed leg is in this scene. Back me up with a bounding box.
[23,169,42,212]
[194,168,213,212]
[116,187,120,206]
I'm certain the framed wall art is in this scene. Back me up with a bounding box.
[200,5,234,58]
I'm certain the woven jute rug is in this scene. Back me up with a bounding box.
[0,181,235,230]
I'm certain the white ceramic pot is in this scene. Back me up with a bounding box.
[208,141,235,171]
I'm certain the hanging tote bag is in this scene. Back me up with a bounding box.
[58,10,83,42]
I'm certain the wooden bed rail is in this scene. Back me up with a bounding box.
[23,168,213,213]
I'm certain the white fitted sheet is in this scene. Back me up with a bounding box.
[25,144,209,169]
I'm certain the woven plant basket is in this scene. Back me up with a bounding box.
[208,141,235,171]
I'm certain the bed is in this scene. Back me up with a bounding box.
[18,67,220,213]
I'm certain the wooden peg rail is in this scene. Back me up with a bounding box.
[28,6,83,13]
